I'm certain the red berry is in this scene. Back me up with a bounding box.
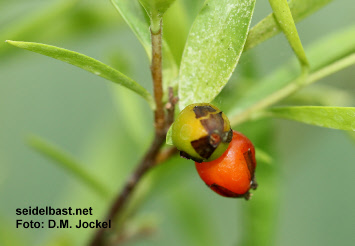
[195,131,257,199]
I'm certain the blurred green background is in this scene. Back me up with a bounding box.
[1,0,354,245]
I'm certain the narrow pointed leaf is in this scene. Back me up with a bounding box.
[245,0,333,51]
[228,26,355,120]
[178,0,256,110]
[268,0,309,69]
[166,124,173,145]
[229,53,355,126]
[111,0,178,90]
[6,40,155,108]
[266,106,355,131]
[28,135,110,199]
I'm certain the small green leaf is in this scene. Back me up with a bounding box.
[245,0,333,51]
[266,106,355,131]
[111,0,178,91]
[268,0,309,69]
[28,135,110,199]
[6,40,155,109]
[178,0,256,110]
[166,124,173,145]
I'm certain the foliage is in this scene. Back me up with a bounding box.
[1,0,354,245]
[178,0,256,109]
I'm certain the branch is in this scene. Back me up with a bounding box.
[90,20,178,245]
[155,146,178,164]
[89,132,166,246]
[151,20,165,134]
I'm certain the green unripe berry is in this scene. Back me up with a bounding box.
[172,103,233,163]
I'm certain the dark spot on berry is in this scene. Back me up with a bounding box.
[222,128,233,143]
[200,112,224,134]
[209,183,245,198]
[243,149,256,177]
[209,133,221,147]
[180,151,204,163]
[192,113,233,159]
[193,105,216,118]
[191,136,216,159]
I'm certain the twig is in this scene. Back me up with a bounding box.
[90,20,178,246]
[151,20,165,134]
[165,87,179,128]
[90,132,166,246]
[155,146,178,164]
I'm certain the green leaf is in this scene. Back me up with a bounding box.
[228,26,355,124]
[6,40,155,109]
[266,106,355,131]
[229,53,355,126]
[111,0,178,91]
[268,0,309,69]
[166,124,173,145]
[28,135,110,199]
[178,0,256,110]
[245,0,333,51]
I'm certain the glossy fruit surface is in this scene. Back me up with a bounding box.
[172,103,232,162]
[195,131,257,199]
